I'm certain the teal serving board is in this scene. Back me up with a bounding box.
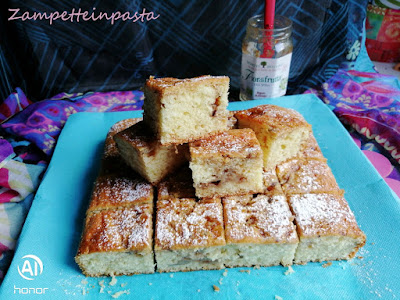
[1,95,399,299]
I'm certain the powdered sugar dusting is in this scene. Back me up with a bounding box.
[82,205,152,253]
[224,194,298,243]
[235,104,308,130]
[277,159,339,194]
[289,193,360,237]
[155,198,225,250]
[90,175,152,211]
[190,129,262,159]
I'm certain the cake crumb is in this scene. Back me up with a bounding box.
[219,277,223,285]
[148,282,153,286]
[357,256,364,260]
[197,289,201,293]
[81,279,88,285]
[121,283,128,288]
[170,274,174,278]
[222,269,228,277]
[109,274,117,286]
[322,262,332,268]
[213,285,220,292]
[239,269,251,274]
[111,290,130,298]
[275,296,283,300]
[284,266,294,275]
[99,280,105,293]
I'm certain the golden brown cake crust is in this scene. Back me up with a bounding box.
[234,105,311,136]
[223,194,298,245]
[87,173,153,214]
[276,158,341,195]
[114,120,158,151]
[299,134,325,161]
[155,197,226,250]
[145,75,230,97]
[189,129,262,159]
[288,193,366,242]
[77,205,153,255]
[104,118,142,158]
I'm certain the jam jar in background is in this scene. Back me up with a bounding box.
[240,15,293,101]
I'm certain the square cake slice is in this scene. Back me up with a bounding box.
[114,120,187,185]
[276,158,342,195]
[154,197,226,272]
[75,205,155,276]
[87,172,153,215]
[234,105,311,169]
[189,129,263,198]
[143,76,230,145]
[223,194,298,267]
[288,193,366,264]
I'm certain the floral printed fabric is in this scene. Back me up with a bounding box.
[306,69,400,165]
[1,90,144,156]
[0,89,143,282]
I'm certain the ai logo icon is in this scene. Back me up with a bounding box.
[17,255,43,280]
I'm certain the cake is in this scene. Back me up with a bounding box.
[298,134,325,161]
[75,205,155,276]
[157,166,196,200]
[104,118,143,159]
[234,105,311,169]
[154,197,226,272]
[142,76,230,145]
[100,118,142,175]
[222,194,299,267]
[189,129,264,198]
[288,193,366,264]
[262,168,284,196]
[114,120,187,185]
[276,158,342,195]
[86,172,154,215]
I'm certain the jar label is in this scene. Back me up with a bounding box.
[240,53,292,99]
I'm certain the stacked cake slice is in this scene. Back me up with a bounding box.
[75,119,155,276]
[75,76,366,277]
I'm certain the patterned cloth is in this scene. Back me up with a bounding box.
[0,90,143,282]
[1,91,144,156]
[306,69,400,165]
[365,4,400,62]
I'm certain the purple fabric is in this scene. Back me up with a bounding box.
[0,88,31,122]
[306,69,400,165]
[1,90,144,156]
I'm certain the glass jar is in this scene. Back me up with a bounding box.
[239,15,293,100]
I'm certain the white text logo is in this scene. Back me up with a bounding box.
[17,255,43,280]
